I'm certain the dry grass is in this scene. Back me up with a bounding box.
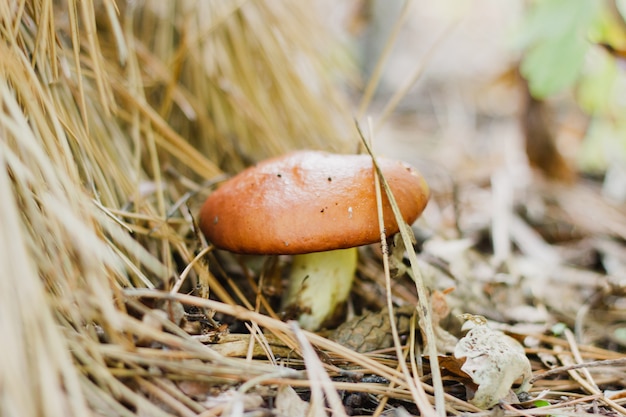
[3,1,626,417]
[1,1,354,415]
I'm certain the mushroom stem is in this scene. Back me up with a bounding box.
[282,247,358,330]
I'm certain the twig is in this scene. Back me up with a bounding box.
[291,322,350,417]
[530,357,626,384]
[553,329,626,416]
[170,245,212,294]
[358,122,445,417]
[357,0,414,119]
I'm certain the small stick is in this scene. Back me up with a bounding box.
[529,358,626,384]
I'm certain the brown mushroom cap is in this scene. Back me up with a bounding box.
[199,151,430,255]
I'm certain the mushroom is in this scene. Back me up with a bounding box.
[199,150,429,330]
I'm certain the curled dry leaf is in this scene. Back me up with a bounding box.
[454,314,532,409]
[424,288,459,354]
[275,385,309,417]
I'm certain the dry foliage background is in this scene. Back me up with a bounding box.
[2,1,626,417]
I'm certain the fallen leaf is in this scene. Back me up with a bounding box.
[275,385,309,417]
[454,314,532,409]
[438,355,472,381]
[202,389,264,411]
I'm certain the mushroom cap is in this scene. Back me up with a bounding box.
[199,151,430,255]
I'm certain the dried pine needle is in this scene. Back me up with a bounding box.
[2,1,357,416]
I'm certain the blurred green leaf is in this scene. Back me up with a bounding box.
[577,49,617,113]
[614,327,626,342]
[518,0,600,98]
[550,322,567,336]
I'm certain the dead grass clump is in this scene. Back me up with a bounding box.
[1,1,354,416]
